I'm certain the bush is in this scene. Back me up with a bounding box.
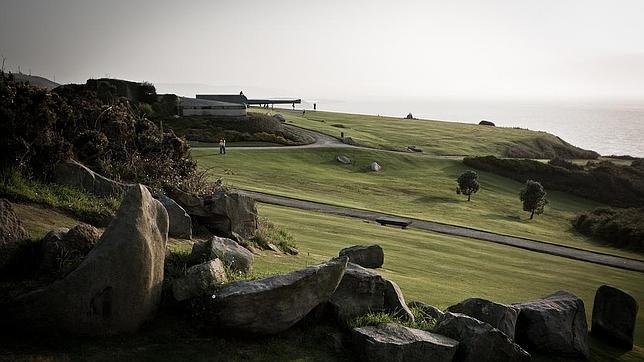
[463,156,644,208]
[250,217,297,253]
[572,207,644,251]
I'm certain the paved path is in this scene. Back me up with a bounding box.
[238,190,644,273]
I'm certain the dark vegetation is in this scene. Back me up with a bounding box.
[162,112,315,146]
[572,208,644,252]
[520,180,548,219]
[456,170,480,201]
[504,137,599,159]
[463,156,644,208]
[0,72,204,193]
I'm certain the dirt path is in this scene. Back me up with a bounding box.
[239,190,644,273]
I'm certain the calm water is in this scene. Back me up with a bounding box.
[294,98,644,157]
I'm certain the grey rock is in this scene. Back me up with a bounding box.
[352,323,459,362]
[513,290,589,358]
[198,256,347,334]
[6,184,168,335]
[408,301,445,321]
[384,280,414,323]
[157,195,192,239]
[329,263,387,323]
[479,120,496,126]
[339,244,384,268]
[190,236,254,274]
[169,189,258,240]
[368,162,382,172]
[341,137,357,145]
[336,155,352,164]
[407,145,423,153]
[0,199,31,270]
[40,224,101,275]
[285,246,299,255]
[434,312,531,362]
[273,113,286,122]
[53,159,129,198]
[592,285,638,350]
[172,259,227,302]
[447,297,519,340]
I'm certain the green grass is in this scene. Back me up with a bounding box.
[193,147,642,260]
[255,108,590,157]
[0,170,121,226]
[254,203,644,359]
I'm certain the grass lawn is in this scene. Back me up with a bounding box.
[253,108,591,157]
[193,147,642,260]
[254,204,644,359]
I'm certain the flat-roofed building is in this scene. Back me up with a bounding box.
[178,97,247,117]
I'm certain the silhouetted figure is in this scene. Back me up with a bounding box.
[303,109,306,116]
[341,131,344,138]
[219,139,226,154]
[292,103,295,109]
[314,103,317,111]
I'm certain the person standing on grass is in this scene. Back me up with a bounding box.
[219,139,225,154]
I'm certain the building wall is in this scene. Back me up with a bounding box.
[181,107,247,117]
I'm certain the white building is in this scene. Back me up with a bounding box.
[178,97,247,117]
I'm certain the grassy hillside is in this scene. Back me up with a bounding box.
[254,204,644,359]
[192,147,643,260]
[257,108,598,158]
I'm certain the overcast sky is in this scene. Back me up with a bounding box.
[1,0,643,101]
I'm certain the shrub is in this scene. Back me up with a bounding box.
[520,180,548,219]
[250,217,297,253]
[572,207,644,251]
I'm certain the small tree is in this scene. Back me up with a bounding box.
[520,180,548,219]
[456,170,480,201]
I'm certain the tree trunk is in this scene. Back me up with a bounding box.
[530,210,535,219]
[467,194,471,201]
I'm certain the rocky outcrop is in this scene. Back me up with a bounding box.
[172,259,227,302]
[336,155,352,164]
[352,323,458,362]
[591,285,638,350]
[368,162,382,172]
[447,297,519,340]
[190,236,254,274]
[434,312,531,362]
[0,199,31,270]
[384,280,414,323]
[53,159,129,197]
[407,145,423,153]
[157,194,192,239]
[339,244,384,268]
[513,290,589,359]
[329,263,387,323]
[408,301,445,321]
[40,224,102,275]
[196,257,347,334]
[5,185,168,336]
[168,188,257,240]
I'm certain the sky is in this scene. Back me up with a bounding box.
[1,0,644,101]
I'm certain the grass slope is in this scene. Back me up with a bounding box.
[255,204,644,359]
[193,147,642,260]
[256,108,596,158]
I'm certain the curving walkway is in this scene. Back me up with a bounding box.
[238,190,644,273]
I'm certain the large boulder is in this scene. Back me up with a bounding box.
[434,312,531,362]
[0,199,31,270]
[4,184,168,335]
[196,256,348,334]
[329,263,387,323]
[591,285,638,350]
[408,301,445,321]
[40,224,102,276]
[168,188,257,240]
[190,236,254,274]
[513,290,589,359]
[53,159,128,198]
[336,155,352,164]
[172,259,227,302]
[447,297,519,340]
[339,244,384,268]
[157,194,192,239]
[368,162,382,172]
[352,323,459,362]
[384,280,414,323]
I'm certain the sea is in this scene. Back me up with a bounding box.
[291,98,644,157]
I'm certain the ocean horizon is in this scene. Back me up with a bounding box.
[279,98,644,157]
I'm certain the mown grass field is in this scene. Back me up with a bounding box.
[192,147,642,260]
[254,204,644,360]
[253,108,588,157]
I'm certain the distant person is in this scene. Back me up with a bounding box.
[292,103,295,110]
[303,109,306,116]
[313,103,317,111]
[219,139,226,154]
